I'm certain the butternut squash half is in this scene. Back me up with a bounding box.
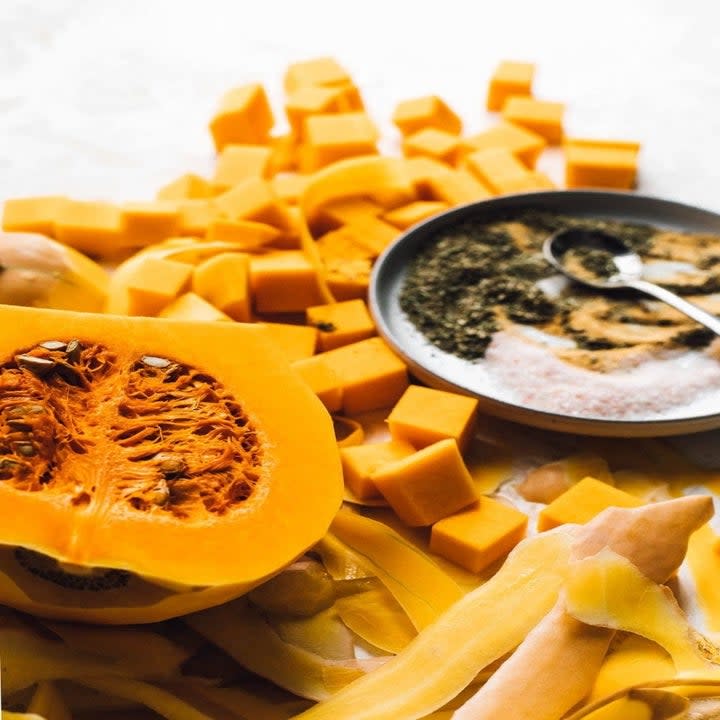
[0,304,343,624]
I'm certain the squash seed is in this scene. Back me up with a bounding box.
[15,443,35,457]
[40,340,67,351]
[141,355,172,369]
[65,339,82,364]
[0,458,21,471]
[15,355,56,377]
[57,364,82,386]
[156,453,187,477]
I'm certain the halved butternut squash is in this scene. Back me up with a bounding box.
[0,304,343,624]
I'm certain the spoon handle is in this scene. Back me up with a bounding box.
[626,278,720,336]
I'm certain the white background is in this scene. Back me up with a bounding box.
[1,0,720,210]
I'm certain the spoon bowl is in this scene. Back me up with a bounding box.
[543,227,720,336]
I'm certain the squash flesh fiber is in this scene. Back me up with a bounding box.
[0,304,343,621]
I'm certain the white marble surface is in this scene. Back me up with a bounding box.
[2,0,720,208]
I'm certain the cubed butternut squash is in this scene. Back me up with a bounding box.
[212,145,272,191]
[392,95,462,136]
[260,322,318,363]
[319,336,408,414]
[209,83,274,152]
[430,496,529,573]
[323,257,373,301]
[424,168,493,204]
[382,201,449,230]
[177,200,217,236]
[249,250,325,313]
[125,255,194,316]
[192,252,252,322]
[402,128,462,165]
[156,173,213,200]
[214,178,294,233]
[291,355,344,412]
[267,134,299,175]
[54,200,123,256]
[387,384,479,452]
[121,202,180,247]
[502,97,565,144]
[537,476,643,532]
[301,113,379,171]
[271,174,308,205]
[285,86,345,137]
[157,292,233,322]
[283,57,363,109]
[462,122,547,169]
[486,61,535,111]
[465,147,536,195]
[2,196,68,237]
[306,298,376,351]
[317,197,383,229]
[564,138,641,189]
[340,440,416,500]
[371,438,477,526]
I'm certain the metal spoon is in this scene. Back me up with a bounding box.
[543,228,720,336]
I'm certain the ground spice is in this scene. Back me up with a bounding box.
[399,210,720,362]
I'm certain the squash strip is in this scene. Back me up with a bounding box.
[451,497,713,720]
[334,581,418,654]
[184,599,385,701]
[269,607,356,660]
[329,507,464,630]
[565,549,714,674]
[77,677,213,720]
[291,529,573,720]
[182,685,312,720]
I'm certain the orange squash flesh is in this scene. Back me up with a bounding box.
[0,304,343,622]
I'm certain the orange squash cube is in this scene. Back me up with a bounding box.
[214,178,294,233]
[306,298,376,351]
[209,83,274,152]
[387,384,479,452]
[382,201,449,230]
[340,440,416,500]
[271,174,308,205]
[371,438,477,526]
[261,322,318,363]
[465,147,536,194]
[121,202,180,248]
[402,128,462,165]
[283,57,362,108]
[292,355,343,412]
[156,174,213,201]
[285,86,345,137]
[424,169,493,205]
[430,496,529,573]
[2,196,68,237]
[323,257,373,302]
[249,250,324,313]
[212,145,272,191]
[486,61,535,112]
[502,97,565,145]
[157,292,233,322]
[267,134,299,175]
[54,200,123,256]
[564,138,641,189]
[192,252,252,322]
[176,200,216,237]
[462,122,547,169]
[301,113,379,171]
[392,95,462,136]
[320,337,408,414]
[125,255,193,316]
[537,476,642,532]
[318,197,383,229]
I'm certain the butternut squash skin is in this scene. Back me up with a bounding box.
[0,304,343,623]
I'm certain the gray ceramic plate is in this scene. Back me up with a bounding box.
[369,190,720,437]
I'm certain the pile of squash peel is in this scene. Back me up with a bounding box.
[1,57,720,720]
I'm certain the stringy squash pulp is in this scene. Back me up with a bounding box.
[0,304,343,624]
